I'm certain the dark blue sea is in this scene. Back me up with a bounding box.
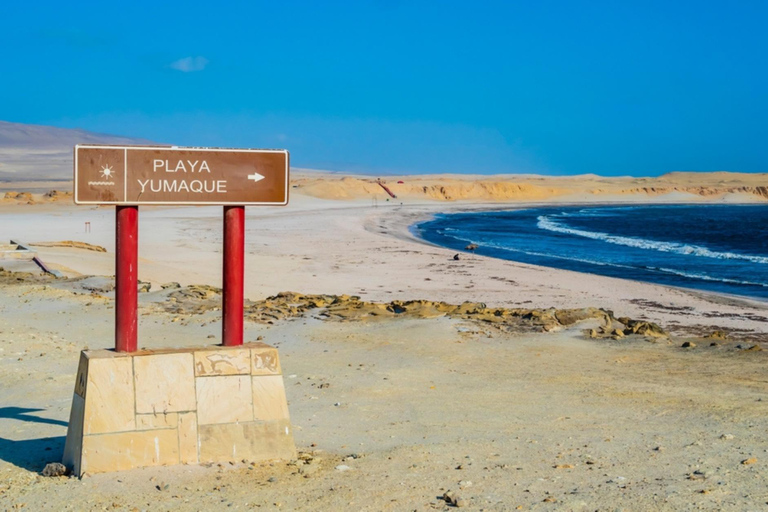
[414,204,768,300]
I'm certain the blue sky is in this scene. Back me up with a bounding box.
[1,1,766,175]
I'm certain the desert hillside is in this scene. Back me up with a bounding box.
[0,120,154,182]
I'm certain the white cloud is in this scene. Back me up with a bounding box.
[170,56,209,72]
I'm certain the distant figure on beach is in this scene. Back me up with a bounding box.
[465,243,478,252]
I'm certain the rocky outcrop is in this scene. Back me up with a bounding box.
[0,266,54,285]
[3,189,73,204]
[555,307,613,327]
[154,289,665,338]
[162,285,223,315]
[618,317,666,337]
[42,190,73,201]
[3,191,34,203]
[30,241,106,252]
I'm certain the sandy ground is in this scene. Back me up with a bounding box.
[1,193,768,511]
[1,196,766,338]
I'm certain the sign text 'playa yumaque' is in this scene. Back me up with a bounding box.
[74,145,289,205]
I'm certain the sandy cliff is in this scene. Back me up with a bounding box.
[292,172,768,202]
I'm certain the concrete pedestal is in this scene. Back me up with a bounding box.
[63,342,296,476]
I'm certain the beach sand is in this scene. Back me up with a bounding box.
[1,183,768,510]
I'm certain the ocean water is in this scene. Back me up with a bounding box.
[415,204,768,300]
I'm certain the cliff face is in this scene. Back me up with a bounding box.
[618,186,768,199]
[741,186,768,200]
[293,177,565,202]
[417,182,563,201]
[292,174,768,203]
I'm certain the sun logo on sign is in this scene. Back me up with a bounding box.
[100,165,114,179]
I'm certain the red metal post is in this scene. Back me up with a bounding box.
[222,206,245,346]
[115,205,139,352]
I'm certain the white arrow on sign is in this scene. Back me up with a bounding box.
[247,172,265,183]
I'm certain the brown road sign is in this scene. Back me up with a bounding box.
[74,145,289,205]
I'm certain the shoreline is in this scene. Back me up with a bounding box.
[405,202,768,306]
[1,197,767,339]
[373,202,768,338]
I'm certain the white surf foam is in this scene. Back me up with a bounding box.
[537,215,768,265]
[651,267,768,288]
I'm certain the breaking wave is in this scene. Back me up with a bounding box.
[537,215,768,265]
[650,267,768,288]
[439,230,768,289]
[417,205,768,299]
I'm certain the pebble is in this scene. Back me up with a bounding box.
[442,490,468,507]
[681,341,696,348]
[720,434,734,440]
[298,464,318,476]
[741,458,757,465]
[41,462,67,477]
[335,465,352,472]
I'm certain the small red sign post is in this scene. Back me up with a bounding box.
[74,145,290,351]
[115,206,139,352]
[222,206,245,346]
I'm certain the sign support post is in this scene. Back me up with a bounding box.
[75,144,289,351]
[115,205,138,352]
[222,205,245,346]
[66,145,295,476]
